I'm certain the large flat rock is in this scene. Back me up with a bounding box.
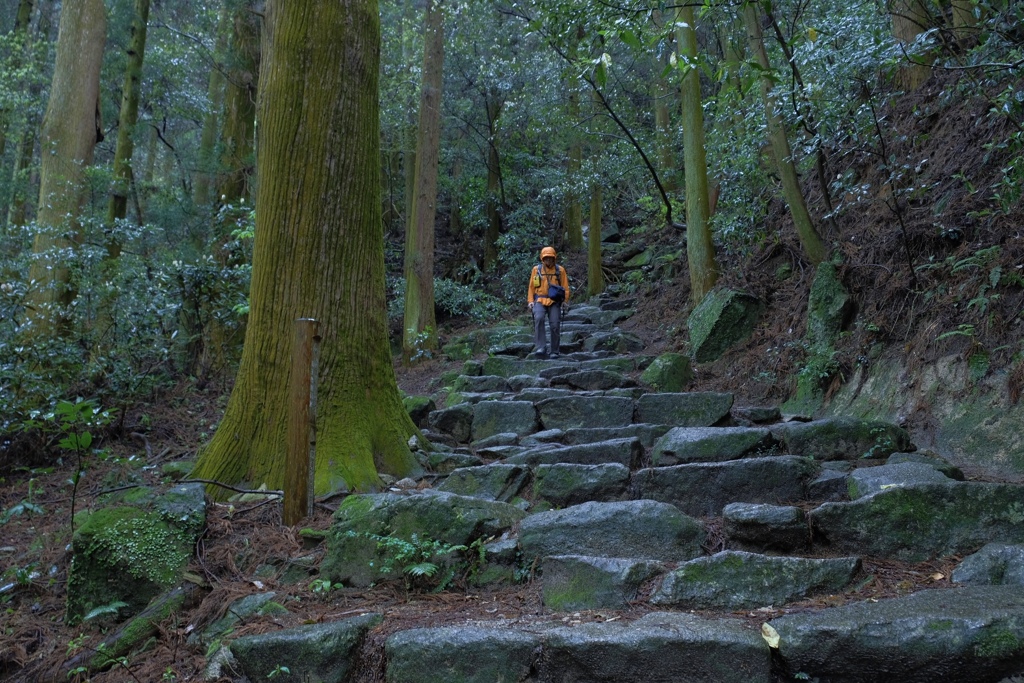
[634,456,818,517]
[230,613,382,683]
[505,437,643,468]
[809,481,1024,561]
[536,395,635,430]
[385,627,540,683]
[519,500,705,563]
[769,586,1024,682]
[635,392,734,427]
[539,612,772,682]
[651,551,860,609]
[651,426,777,466]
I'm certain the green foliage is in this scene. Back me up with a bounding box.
[0,476,43,523]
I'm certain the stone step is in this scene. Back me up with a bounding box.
[225,586,1024,683]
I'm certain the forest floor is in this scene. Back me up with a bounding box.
[3,70,1024,681]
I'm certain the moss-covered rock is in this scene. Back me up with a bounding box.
[321,492,526,587]
[687,288,763,363]
[639,353,693,392]
[66,483,205,625]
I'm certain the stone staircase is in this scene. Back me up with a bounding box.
[219,295,1024,683]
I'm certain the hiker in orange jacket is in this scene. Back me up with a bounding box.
[527,246,570,359]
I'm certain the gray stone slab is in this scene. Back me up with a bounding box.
[847,462,953,499]
[505,438,643,468]
[651,426,777,466]
[385,627,540,683]
[537,395,634,430]
[542,555,666,610]
[634,456,818,517]
[539,612,772,683]
[230,613,382,683]
[952,543,1024,585]
[723,503,809,552]
[563,424,671,449]
[769,586,1024,682]
[533,463,630,507]
[651,551,859,609]
[635,392,734,427]
[471,400,538,441]
[770,417,913,461]
[809,481,1024,561]
[519,500,705,563]
[436,464,531,503]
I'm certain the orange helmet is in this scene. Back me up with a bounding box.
[540,246,557,259]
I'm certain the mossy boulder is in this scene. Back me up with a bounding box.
[639,353,693,392]
[768,586,1024,682]
[403,395,436,428]
[542,555,666,610]
[770,417,913,461]
[687,288,763,363]
[651,426,776,466]
[809,481,1024,561]
[532,463,630,507]
[67,483,206,625]
[321,491,526,587]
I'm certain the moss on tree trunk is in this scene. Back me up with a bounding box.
[192,0,421,497]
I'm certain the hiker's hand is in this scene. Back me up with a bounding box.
[528,302,534,310]
[561,303,569,314]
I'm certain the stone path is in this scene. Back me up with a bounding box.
[222,295,1024,683]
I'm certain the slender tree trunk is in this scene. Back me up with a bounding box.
[192,0,420,497]
[676,6,719,303]
[216,1,259,205]
[106,0,150,235]
[483,93,503,270]
[24,0,106,336]
[744,2,826,265]
[193,4,229,211]
[402,0,444,364]
[588,182,605,297]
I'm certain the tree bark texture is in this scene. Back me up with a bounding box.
[676,6,719,303]
[25,0,106,334]
[743,2,826,265]
[402,0,444,364]
[106,0,150,233]
[588,182,605,297]
[483,94,503,270]
[192,0,421,497]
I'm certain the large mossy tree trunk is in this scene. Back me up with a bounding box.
[743,2,826,266]
[24,0,105,336]
[191,0,421,498]
[676,5,719,304]
[402,0,444,364]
